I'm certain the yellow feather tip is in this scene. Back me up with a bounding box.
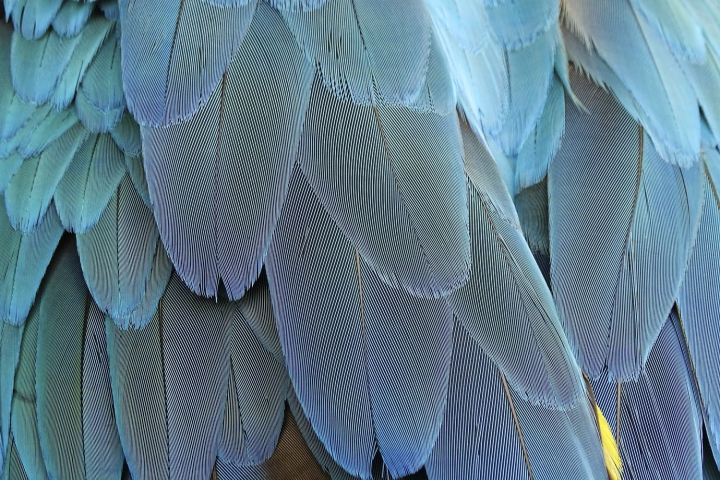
[595,404,622,480]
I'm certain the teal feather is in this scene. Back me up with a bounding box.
[51,1,94,38]
[8,0,64,40]
[0,322,23,467]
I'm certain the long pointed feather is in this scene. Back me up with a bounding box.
[266,168,453,478]
[0,322,23,466]
[0,197,63,325]
[8,0,63,39]
[298,75,469,298]
[77,175,172,329]
[35,242,124,479]
[106,274,232,480]
[118,0,257,126]
[549,70,703,379]
[143,2,314,299]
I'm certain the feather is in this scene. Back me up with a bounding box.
[287,390,358,480]
[54,133,126,233]
[0,322,23,465]
[426,324,606,480]
[266,169,453,478]
[216,406,332,480]
[51,1,94,38]
[12,105,80,159]
[75,87,125,133]
[548,69,703,380]
[424,0,490,54]
[298,75,469,298]
[118,0,257,126]
[514,76,564,191]
[235,275,283,365]
[267,0,325,10]
[124,153,151,208]
[10,298,47,480]
[8,0,63,40]
[143,2,313,300]
[77,175,172,328]
[110,114,141,157]
[562,0,700,166]
[3,435,28,480]
[99,0,119,21]
[218,299,289,464]
[686,50,720,148]
[4,123,87,233]
[485,0,558,50]
[281,0,431,107]
[629,0,706,63]
[591,312,704,479]
[0,197,63,325]
[450,122,583,407]
[514,178,550,259]
[677,147,720,460]
[0,154,22,195]
[106,274,233,480]
[34,241,124,479]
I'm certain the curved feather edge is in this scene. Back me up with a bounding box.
[143,2,314,299]
[0,197,63,325]
[2,435,28,480]
[51,1,94,38]
[118,0,257,126]
[77,174,172,329]
[549,69,703,380]
[8,0,63,40]
[106,273,232,480]
[298,75,469,298]
[426,324,606,480]
[34,241,124,479]
[266,168,453,478]
[0,322,23,467]
[677,147,720,461]
[590,312,704,479]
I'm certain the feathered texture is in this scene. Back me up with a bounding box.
[110,114,141,158]
[54,133,126,233]
[485,0,558,50]
[118,0,257,126]
[426,324,606,480]
[76,175,172,329]
[4,123,87,233]
[266,168,453,479]
[267,0,326,11]
[562,0,701,166]
[549,69,703,380]
[452,122,583,408]
[143,2,314,300]
[0,322,22,467]
[51,1,95,38]
[514,178,550,259]
[2,435,28,480]
[5,0,63,39]
[591,312,704,479]
[106,274,232,480]
[677,147,720,460]
[298,75,469,298]
[10,298,47,480]
[0,196,63,325]
[34,241,124,479]
[218,282,289,465]
[280,0,432,107]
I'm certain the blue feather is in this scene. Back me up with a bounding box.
[549,69,703,380]
[514,179,550,259]
[106,274,232,480]
[9,299,47,479]
[451,122,583,408]
[677,147,720,461]
[280,0,432,107]
[51,1,94,38]
[235,275,283,365]
[118,0,257,126]
[485,0,558,50]
[110,113,141,158]
[75,87,125,133]
[298,75,469,298]
[591,312,704,479]
[34,241,124,479]
[3,435,29,480]
[266,168,453,478]
[8,0,63,40]
[0,155,22,195]
[54,133,127,233]
[13,106,80,159]
[0,322,23,467]
[4,123,86,233]
[0,197,63,325]
[426,324,606,480]
[77,175,172,329]
[143,2,314,300]
[218,293,289,465]
[124,153,151,208]
[267,0,325,10]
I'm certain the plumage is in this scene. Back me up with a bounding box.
[106,274,232,480]
[266,169,453,478]
[51,1,94,38]
[0,322,22,466]
[143,2,314,300]
[118,0,257,126]
[677,147,720,460]
[549,69,703,380]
